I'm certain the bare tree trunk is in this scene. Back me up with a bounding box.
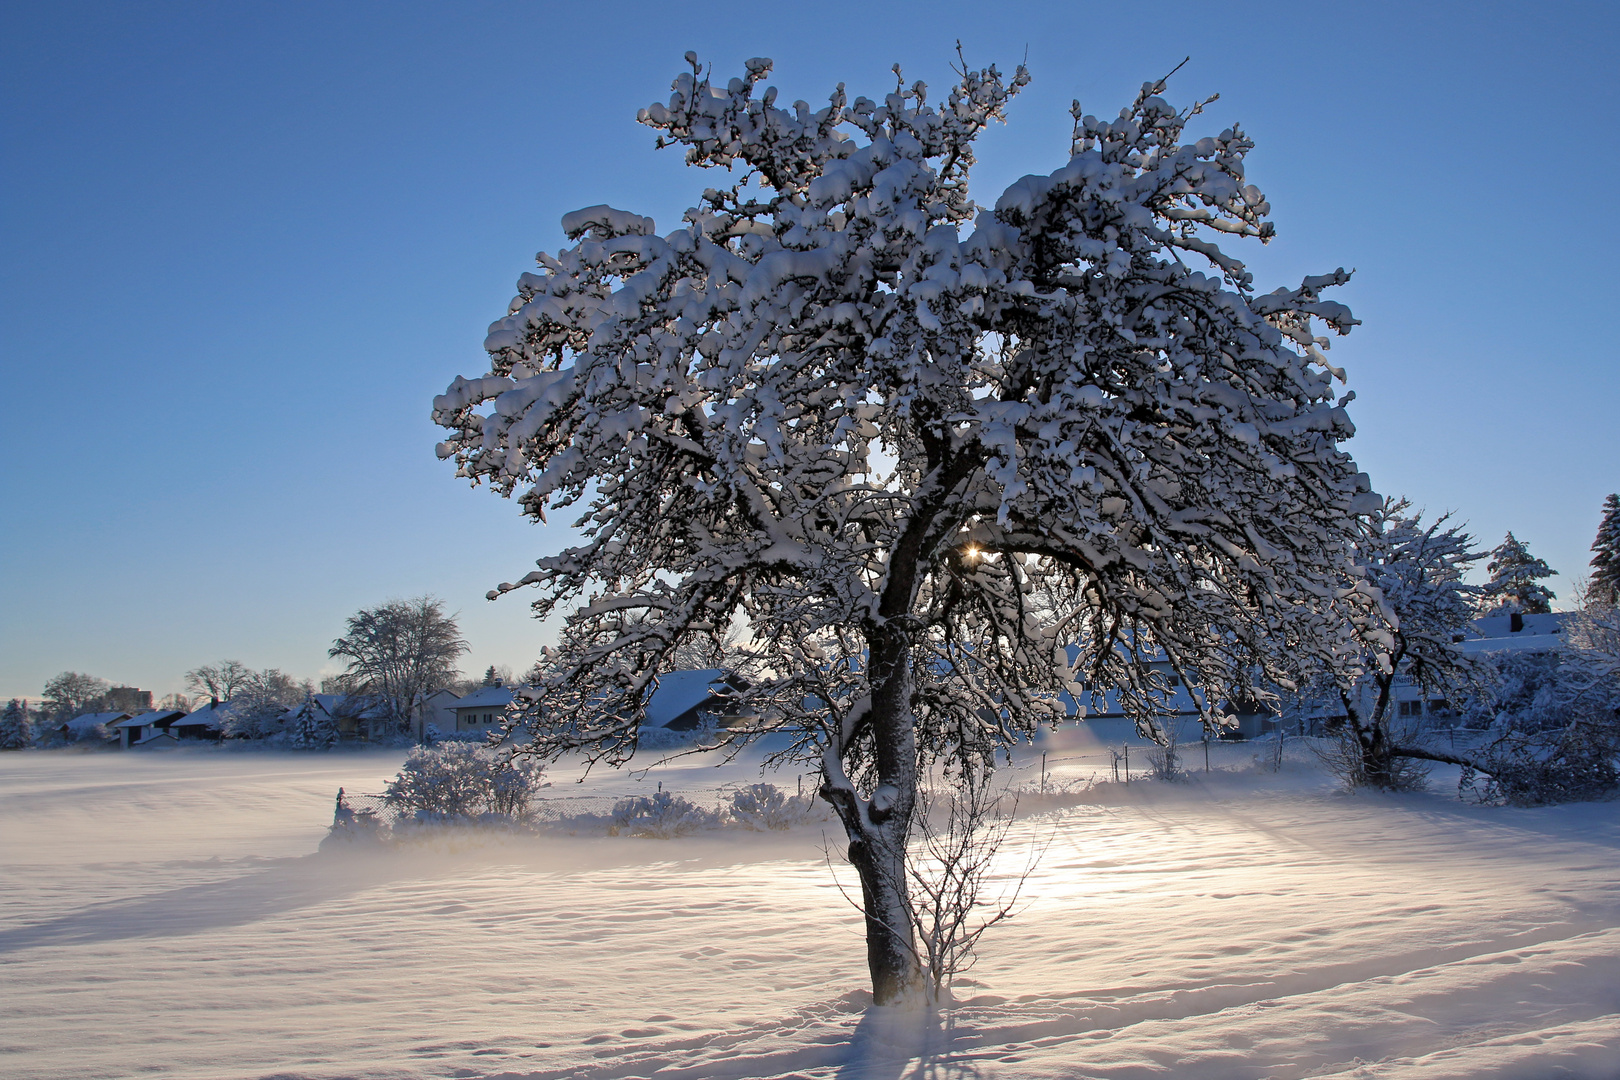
[821,621,924,1005]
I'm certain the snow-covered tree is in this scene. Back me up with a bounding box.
[41,671,109,721]
[288,694,339,750]
[434,55,1380,1002]
[223,668,309,739]
[1588,493,1620,608]
[1481,532,1557,616]
[1,699,32,750]
[328,597,468,733]
[1335,499,1484,788]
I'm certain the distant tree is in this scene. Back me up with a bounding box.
[225,668,308,739]
[1481,532,1557,616]
[184,660,255,703]
[287,694,339,749]
[155,692,192,712]
[434,55,1381,1001]
[328,597,468,733]
[319,673,358,695]
[41,671,110,721]
[1333,500,1485,789]
[1,699,32,750]
[1589,494,1620,607]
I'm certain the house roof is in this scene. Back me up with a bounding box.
[111,710,185,729]
[454,685,516,710]
[1470,612,1568,638]
[171,701,237,728]
[71,711,133,730]
[1461,612,1569,655]
[645,669,739,728]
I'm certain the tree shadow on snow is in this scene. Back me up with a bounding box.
[0,848,417,953]
[836,1005,986,1080]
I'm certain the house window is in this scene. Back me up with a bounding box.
[1397,701,1422,718]
[1427,699,1450,714]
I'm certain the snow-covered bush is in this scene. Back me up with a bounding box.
[384,743,544,822]
[608,791,720,838]
[1456,604,1619,805]
[1462,720,1618,806]
[728,783,824,830]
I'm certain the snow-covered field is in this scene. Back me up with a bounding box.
[3,728,1618,1080]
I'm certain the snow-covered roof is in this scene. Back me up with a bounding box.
[171,702,236,728]
[1470,612,1569,639]
[1461,612,1569,655]
[454,685,516,710]
[644,669,737,728]
[1457,634,1565,656]
[111,710,185,729]
[71,711,132,730]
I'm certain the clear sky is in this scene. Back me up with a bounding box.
[3,0,1616,702]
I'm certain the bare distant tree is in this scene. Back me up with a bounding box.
[225,669,310,739]
[41,671,110,720]
[185,660,255,702]
[328,596,468,733]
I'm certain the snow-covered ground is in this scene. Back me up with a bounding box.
[3,727,1618,1080]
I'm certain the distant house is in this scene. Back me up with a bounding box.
[112,709,187,748]
[645,669,753,731]
[413,688,461,741]
[169,701,232,741]
[62,711,131,745]
[449,683,514,734]
[1277,612,1575,734]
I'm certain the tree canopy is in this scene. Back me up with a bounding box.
[434,54,1382,1001]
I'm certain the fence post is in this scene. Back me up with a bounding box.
[1204,738,1210,773]
[1123,743,1129,784]
[1041,752,1048,794]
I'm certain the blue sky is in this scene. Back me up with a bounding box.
[3,0,1616,701]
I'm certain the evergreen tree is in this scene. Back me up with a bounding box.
[288,694,339,750]
[1482,532,1557,615]
[0,699,32,750]
[1589,493,1620,607]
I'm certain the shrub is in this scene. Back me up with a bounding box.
[728,783,824,830]
[383,743,543,822]
[608,791,720,838]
